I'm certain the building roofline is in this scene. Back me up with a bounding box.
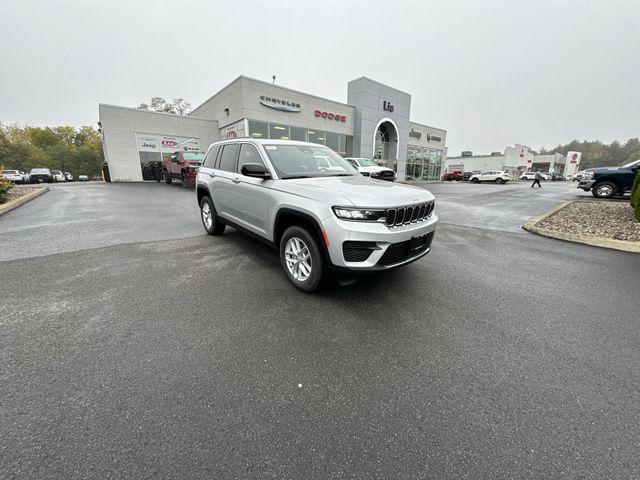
[446,155,505,160]
[190,75,354,116]
[347,76,412,97]
[99,103,217,122]
[408,120,446,133]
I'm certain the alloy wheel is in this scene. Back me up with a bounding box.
[201,202,213,229]
[596,184,613,197]
[284,237,312,282]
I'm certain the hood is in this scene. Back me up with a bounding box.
[278,175,434,208]
[586,166,622,173]
[359,165,393,173]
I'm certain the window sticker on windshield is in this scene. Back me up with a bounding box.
[265,145,277,150]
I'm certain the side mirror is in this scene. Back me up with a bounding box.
[170,154,178,162]
[241,163,271,179]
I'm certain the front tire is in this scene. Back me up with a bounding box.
[471,178,480,184]
[279,226,327,293]
[200,196,226,235]
[592,181,617,199]
[495,178,504,184]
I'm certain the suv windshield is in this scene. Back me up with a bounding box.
[30,168,49,174]
[183,153,205,161]
[356,158,377,167]
[263,144,357,179]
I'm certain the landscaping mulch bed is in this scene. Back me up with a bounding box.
[5,186,44,203]
[538,201,640,242]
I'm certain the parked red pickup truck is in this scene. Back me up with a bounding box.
[442,171,463,181]
[163,151,206,187]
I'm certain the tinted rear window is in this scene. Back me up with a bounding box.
[203,146,220,168]
[218,144,240,172]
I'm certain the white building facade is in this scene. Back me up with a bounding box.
[444,144,572,179]
[99,76,446,182]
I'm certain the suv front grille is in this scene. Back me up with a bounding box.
[377,231,435,267]
[386,201,435,227]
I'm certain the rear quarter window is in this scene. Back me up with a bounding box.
[203,145,220,168]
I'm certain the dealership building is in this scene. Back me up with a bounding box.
[99,76,447,182]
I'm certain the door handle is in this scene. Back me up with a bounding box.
[232,178,241,184]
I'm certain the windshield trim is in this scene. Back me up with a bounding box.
[622,159,640,168]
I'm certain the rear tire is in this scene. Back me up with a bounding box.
[592,181,617,199]
[495,178,504,184]
[471,178,479,184]
[200,196,226,235]
[279,226,327,293]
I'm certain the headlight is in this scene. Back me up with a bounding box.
[361,171,371,177]
[332,206,387,222]
[581,171,594,179]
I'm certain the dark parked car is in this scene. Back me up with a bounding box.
[29,168,54,183]
[442,171,463,181]
[578,159,640,198]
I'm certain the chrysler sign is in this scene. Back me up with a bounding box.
[259,96,301,112]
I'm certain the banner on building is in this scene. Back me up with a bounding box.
[135,133,201,153]
[219,120,246,140]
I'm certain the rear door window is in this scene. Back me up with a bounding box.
[218,144,240,172]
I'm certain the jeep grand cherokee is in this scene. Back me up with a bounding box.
[196,139,438,292]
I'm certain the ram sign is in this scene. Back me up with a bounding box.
[135,133,201,153]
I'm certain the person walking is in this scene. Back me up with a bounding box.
[531,170,542,188]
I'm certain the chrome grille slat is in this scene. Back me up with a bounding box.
[385,201,434,228]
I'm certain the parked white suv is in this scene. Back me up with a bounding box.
[345,157,395,181]
[196,139,438,292]
[469,171,511,184]
[520,171,550,181]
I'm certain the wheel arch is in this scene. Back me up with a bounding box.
[594,176,622,192]
[273,208,328,256]
[196,184,212,206]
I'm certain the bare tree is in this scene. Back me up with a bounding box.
[137,97,191,115]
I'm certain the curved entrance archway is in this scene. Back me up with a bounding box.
[372,118,399,169]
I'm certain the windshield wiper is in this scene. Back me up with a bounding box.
[282,175,312,179]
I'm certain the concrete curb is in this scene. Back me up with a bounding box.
[523,201,640,253]
[0,187,49,216]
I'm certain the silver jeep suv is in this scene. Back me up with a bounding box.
[196,139,438,292]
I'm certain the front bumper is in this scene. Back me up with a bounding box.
[322,212,438,270]
[578,180,594,191]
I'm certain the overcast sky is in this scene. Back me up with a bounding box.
[0,0,638,154]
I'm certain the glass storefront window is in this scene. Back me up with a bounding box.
[290,126,306,142]
[308,129,325,145]
[325,132,339,153]
[248,120,268,139]
[269,123,289,140]
[405,146,444,181]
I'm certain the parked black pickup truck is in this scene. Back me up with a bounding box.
[578,159,640,198]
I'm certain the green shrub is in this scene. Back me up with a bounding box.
[632,171,640,209]
[0,176,13,204]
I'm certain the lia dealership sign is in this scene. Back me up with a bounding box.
[259,96,301,112]
[135,133,201,153]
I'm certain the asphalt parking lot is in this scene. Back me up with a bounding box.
[1,181,639,479]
